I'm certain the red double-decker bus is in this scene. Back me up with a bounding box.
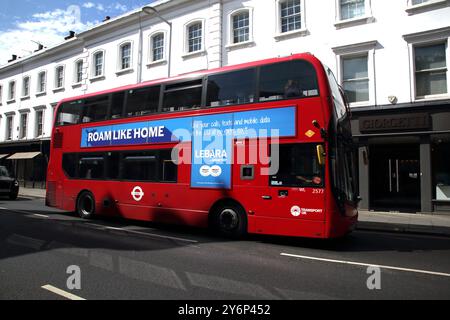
[46,53,358,239]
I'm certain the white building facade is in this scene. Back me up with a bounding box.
[0,0,449,213]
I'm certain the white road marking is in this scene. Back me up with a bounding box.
[0,207,8,210]
[41,285,86,300]
[281,253,450,278]
[104,226,198,243]
[85,223,198,243]
[6,234,46,250]
[33,214,49,218]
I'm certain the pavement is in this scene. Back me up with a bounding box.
[18,187,450,237]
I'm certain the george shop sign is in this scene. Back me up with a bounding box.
[359,113,430,133]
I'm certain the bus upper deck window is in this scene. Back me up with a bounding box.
[57,100,84,126]
[259,60,319,101]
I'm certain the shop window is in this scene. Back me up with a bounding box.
[433,141,450,200]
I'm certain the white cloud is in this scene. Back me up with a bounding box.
[113,3,128,12]
[82,2,106,12]
[0,6,98,66]
[82,2,95,9]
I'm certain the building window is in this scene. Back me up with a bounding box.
[22,76,30,97]
[8,81,15,101]
[187,22,203,53]
[340,0,365,20]
[119,42,132,70]
[151,33,165,62]
[232,10,250,44]
[55,66,64,89]
[414,43,447,97]
[411,0,428,5]
[36,110,44,137]
[37,71,46,93]
[75,60,83,83]
[342,54,369,103]
[6,116,13,140]
[93,51,104,77]
[279,0,301,33]
[20,113,28,139]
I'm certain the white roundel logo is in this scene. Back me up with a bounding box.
[210,165,222,177]
[131,186,144,202]
[291,205,301,217]
[200,165,211,177]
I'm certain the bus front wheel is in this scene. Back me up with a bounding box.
[77,191,96,219]
[212,202,247,239]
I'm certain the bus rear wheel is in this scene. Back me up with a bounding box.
[212,202,247,239]
[77,191,96,219]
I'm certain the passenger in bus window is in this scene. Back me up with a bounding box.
[284,80,303,98]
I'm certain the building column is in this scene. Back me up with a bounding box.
[420,136,433,213]
[358,144,370,210]
[207,0,223,69]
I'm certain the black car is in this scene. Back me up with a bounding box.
[0,166,19,200]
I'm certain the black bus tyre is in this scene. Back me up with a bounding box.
[77,191,96,219]
[212,202,247,239]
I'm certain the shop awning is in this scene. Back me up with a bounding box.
[0,154,9,159]
[7,152,42,160]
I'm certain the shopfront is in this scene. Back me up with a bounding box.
[352,100,450,214]
[0,139,50,189]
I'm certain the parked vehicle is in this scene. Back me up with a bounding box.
[0,166,19,200]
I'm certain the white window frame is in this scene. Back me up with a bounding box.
[0,85,2,105]
[54,65,65,91]
[19,110,29,140]
[274,0,307,40]
[334,0,374,28]
[183,19,206,58]
[406,0,448,15]
[117,41,134,74]
[5,114,14,141]
[21,76,30,99]
[148,31,168,65]
[36,71,47,95]
[226,8,254,49]
[34,106,46,138]
[404,27,450,101]
[91,50,106,80]
[7,81,16,102]
[333,40,378,108]
[73,59,84,85]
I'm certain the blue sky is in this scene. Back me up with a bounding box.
[0,0,155,65]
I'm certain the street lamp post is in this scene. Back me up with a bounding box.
[142,6,172,79]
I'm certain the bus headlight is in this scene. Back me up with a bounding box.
[14,181,19,187]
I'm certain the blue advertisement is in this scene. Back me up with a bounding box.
[80,117,193,148]
[191,113,234,189]
[190,106,296,189]
[80,106,296,189]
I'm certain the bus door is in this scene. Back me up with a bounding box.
[262,143,326,221]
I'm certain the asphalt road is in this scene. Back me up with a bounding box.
[0,196,449,300]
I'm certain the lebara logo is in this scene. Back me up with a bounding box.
[131,186,144,202]
[291,206,301,217]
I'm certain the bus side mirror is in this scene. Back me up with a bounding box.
[316,145,325,166]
